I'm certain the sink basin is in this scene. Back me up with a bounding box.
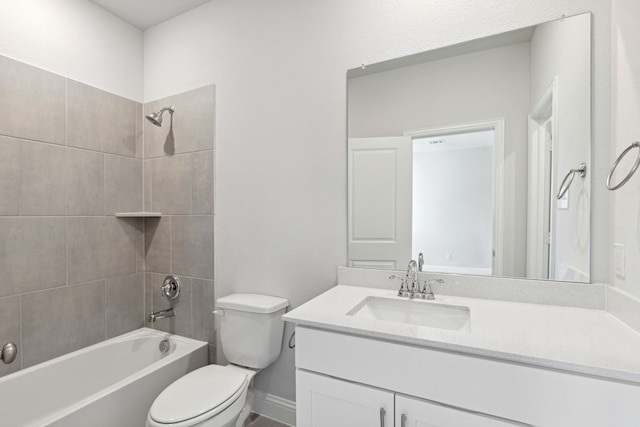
[346,296,470,331]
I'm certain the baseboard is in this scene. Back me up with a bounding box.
[252,389,296,426]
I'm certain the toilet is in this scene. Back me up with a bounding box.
[147,293,289,427]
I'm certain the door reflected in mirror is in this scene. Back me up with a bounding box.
[347,12,591,283]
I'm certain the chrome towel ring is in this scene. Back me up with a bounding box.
[607,141,640,191]
[557,163,587,199]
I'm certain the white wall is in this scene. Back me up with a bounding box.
[413,146,493,270]
[143,0,611,409]
[348,42,530,277]
[530,14,591,281]
[0,0,143,101]
[611,0,640,297]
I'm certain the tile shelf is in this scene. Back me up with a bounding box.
[114,212,162,218]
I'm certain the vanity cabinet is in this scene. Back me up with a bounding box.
[297,369,394,427]
[395,394,525,427]
[297,369,526,426]
[294,326,640,426]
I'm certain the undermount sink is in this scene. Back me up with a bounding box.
[346,296,470,331]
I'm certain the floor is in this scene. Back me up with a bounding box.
[244,413,290,427]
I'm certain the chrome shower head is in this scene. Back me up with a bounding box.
[146,105,175,127]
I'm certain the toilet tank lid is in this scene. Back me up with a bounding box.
[216,293,289,314]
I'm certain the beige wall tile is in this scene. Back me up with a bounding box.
[0,296,21,377]
[67,80,136,156]
[143,160,152,211]
[150,155,191,214]
[192,278,215,343]
[21,142,66,216]
[145,216,171,273]
[68,217,105,284]
[22,281,106,367]
[0,56,65,145]
[0,136,20,216]
[104,217,139,278]
[144,85,214,158]
[171,215,214,279]
[66,148,105,216]
[191,150,214,215]
[106,273,144,338]
[106,155,142,214]
[136,102,143,159]
[0,218,67,297]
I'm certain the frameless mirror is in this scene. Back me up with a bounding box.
[347,13,591,282]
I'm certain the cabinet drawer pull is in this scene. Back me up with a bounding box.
[379,407,386,427]
[401,413,407,427]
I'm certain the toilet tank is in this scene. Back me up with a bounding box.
[216,293,289,369]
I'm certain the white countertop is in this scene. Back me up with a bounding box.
[283,285,640,384]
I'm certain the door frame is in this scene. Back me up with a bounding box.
[403,118,505,276]
[527,77,558,279]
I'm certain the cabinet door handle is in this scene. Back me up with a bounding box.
[401,413,407,427]
[379,407,386,427]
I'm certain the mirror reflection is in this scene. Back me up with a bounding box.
[347,13,591,282]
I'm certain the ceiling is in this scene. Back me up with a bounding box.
[89,0,211,29]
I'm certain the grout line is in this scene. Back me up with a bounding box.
[19,294,23,370]
[104,154,107,216]
[18,139,22,217]
[65,217,69,287]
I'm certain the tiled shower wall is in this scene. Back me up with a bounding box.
[142,86,216,361]
[0,56,216,377]
[0,55,145,377]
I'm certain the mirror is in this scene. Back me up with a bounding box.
[347,13,591,283]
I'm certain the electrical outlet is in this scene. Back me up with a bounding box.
[614,244,625,278]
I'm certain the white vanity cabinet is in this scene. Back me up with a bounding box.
[296,369,394,427]
[294,326,640,426]
[395,394,526,427]
[297,369,526,427]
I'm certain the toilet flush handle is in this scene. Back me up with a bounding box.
[212,310,225,316]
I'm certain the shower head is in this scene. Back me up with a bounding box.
[146,105,175,127]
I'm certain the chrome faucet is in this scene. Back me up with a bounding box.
[390,260,420,298]
[148,307,175,323]
[390,260,444,299]
[406,260,419,296]
[421,278,443,300]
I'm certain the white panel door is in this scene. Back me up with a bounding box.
[396,394,529,427]
[296,369,394,427]
[348,136,412,269]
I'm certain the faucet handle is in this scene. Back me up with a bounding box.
[389,275,411,298]
[420,278,443,300]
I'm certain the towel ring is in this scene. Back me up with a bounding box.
[557,163,587,199]
[607,141,640,191]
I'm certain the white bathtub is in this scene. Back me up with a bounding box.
[0,328,208,427]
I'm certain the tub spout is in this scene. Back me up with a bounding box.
[148,307,175,322]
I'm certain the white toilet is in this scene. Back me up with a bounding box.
[147,293,289,427]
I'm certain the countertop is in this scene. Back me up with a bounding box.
[283,285,640,384]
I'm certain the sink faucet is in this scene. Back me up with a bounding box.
[405,260,419,296]
[148,307,175,323]
[418,253,424,272]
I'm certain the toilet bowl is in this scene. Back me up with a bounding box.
[147,365,255,427]
[147,293,289,427]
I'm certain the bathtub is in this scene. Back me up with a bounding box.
[0,328,208,427]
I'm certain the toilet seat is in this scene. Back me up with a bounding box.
[148,365,248,426]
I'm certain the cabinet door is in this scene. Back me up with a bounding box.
[396,394,530,427]
[296,369,394,427]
